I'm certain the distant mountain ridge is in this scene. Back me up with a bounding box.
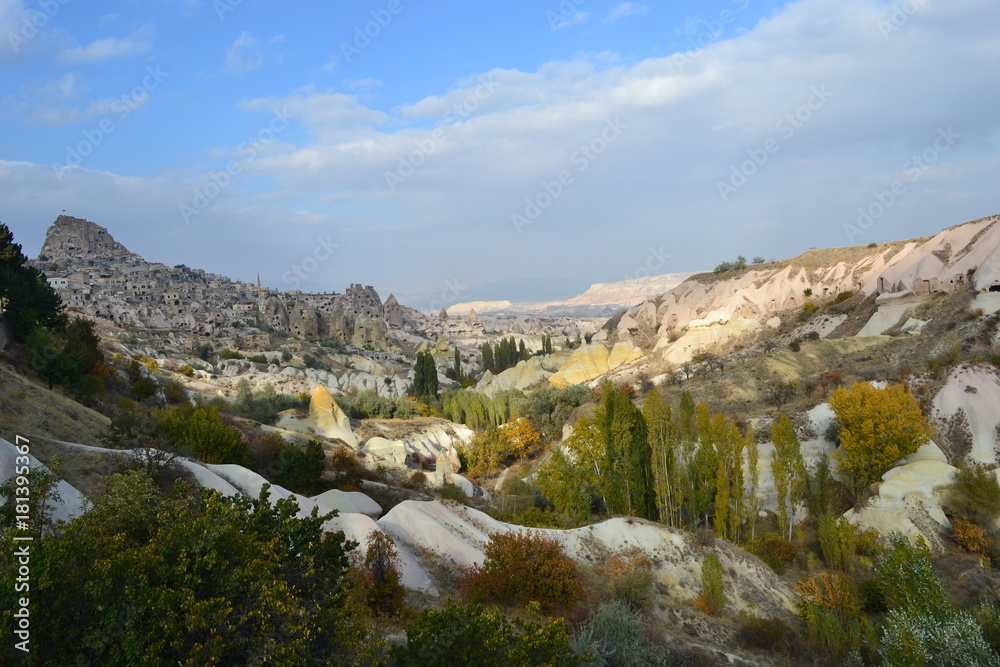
[447,272,698,317]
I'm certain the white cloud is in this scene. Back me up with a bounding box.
[56,26,154,65]
[603,3,648,23]
[224,31,264,75]
[4,0,1000,293]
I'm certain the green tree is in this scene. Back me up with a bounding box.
[481,342,494,374]
[392,600,581,667]
[771,414,806,541]
[644,389,683,528]
[830,382,931,495]
[698,554,725,615]
[745,425,760,542]
[413,351,439,402]
[599,383,654,519]
[0,222,66,340]
[0,471,380,666]
[536,449,591,524]
[876,533,1000,666]
[153,403,249,464]
[715,420,745,542]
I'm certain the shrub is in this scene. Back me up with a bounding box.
[153,404,248,465]
[572,601,668,666]
[756,532,798,574]
[737,616,797,653]
[952,516,992,558]
[596,548,655,610]
[945,465,1000,527]
[217,348,245,360]
[789,340,801,352]
[461,532,584,613]
[802,302,819,317]
[818,513,857,571]
[178,364,195,377]
[392,600,581,666]
[437,483,469,504]
[795,572,873,657]
[695,554,725,615]
[280,349,292,362]
[804,331,820,341]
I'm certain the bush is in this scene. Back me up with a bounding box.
[945,465,1000,527]
[572,601,668,666]
[795,572,873,657]
[178,364,195,377]
[217,348,245,360]
[818,513,857,571]
[788,340,801,352]
[802,302,819,317]
[952,516,993,558]
[696,554,725,615]
[756,532,798,574]
[280,349,292,362]
[737,616,797,653]
[461,532,584,613]
[153,403,248,465]
[356,531,407,618]
[596,549,655,610]
[437,483,469,504]
[392,600,581,666]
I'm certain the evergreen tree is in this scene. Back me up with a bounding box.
[0,222,66,340]
[518,339,528,362]
[599,383,654,519]
[453,347,462,380]
[482,343,494,374]
[413,352,439,402]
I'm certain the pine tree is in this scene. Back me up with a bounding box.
[772,414,806,541]
[453,347,462,380]
[0,222,66,340]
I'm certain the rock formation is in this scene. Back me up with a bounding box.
[38,215,144,266]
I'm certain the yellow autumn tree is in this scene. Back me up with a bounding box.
[829,382,931,495]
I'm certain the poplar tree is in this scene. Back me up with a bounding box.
[644,390,682,527]
[745,425,760,543]
[772,414,806,541]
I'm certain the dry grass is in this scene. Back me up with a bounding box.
[0,364,110,448]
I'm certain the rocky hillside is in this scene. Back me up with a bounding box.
[606,214,1000,365]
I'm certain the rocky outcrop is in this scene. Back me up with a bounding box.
[549,341,643,387]
[38,215,144,266]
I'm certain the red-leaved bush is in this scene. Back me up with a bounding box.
[460,531,584,613]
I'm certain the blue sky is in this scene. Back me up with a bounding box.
[1,0,998,307]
